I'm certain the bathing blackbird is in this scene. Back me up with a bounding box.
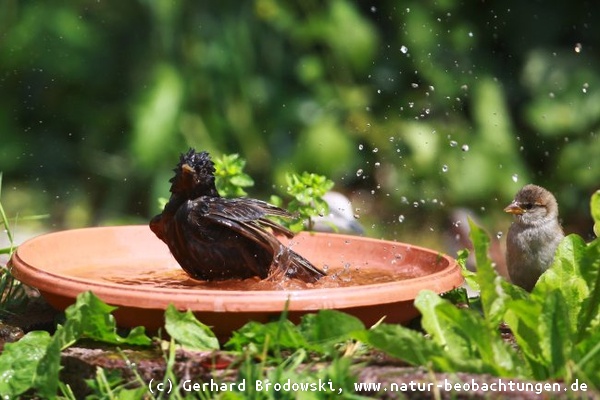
[150,148,326,282]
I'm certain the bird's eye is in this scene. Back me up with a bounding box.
[522,203,534,210]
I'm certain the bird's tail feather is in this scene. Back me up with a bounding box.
[272,247,326,283]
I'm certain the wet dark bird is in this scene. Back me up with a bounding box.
[150,149,326,282]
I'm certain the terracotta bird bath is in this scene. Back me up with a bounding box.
[10,226,463,338]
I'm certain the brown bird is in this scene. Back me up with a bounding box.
[504,184,564,291]
[150,149,326,282]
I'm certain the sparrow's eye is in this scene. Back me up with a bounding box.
[521,202,534,210]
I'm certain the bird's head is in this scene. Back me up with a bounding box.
[169,148,219,198]
[504,184,559,226]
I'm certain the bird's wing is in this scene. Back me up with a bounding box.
[193,197,295,238]
[184,197,326,282]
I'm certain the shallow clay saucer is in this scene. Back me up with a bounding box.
[10,226,463,337]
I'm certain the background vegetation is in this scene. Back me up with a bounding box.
[1,0,599,244]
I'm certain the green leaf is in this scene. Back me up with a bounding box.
[592,190,600,237]
[415,290,522,376]
[164,304,219,351]
[456,249,479,292]
[538,291,571,377]
[299,309,365,345]
[214,153,255,198]
[0,331,51,398]
[468,218,526,326]
[575,328,600,389]
[61,291,152,346]
[225,319,309,354]
[534,235,589,334]
[357,323,445,368]
[283,171,334,231]
[34,327,63,399]
[577,236,600,337]
[504,298,547,378]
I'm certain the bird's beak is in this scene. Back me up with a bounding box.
[182,163,195,174]
[504,201,524,215]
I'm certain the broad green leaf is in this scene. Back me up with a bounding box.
[34,327,63,399]
[468,219,519,326]
[456,249,479,292]
[539,291,571,378]
[575,328,600,389]
[591,190,600,237]
[504,299,544,366]
[0,331,51,398]
[225,319,309,353]
[577,237,600,339]
[357,323,445,368]
[164,304,219,351]
[534,235,588,333]
[299,309,365,344]
[415,290,522,376]
[62,291,152,346]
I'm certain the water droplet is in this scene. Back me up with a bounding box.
[512,174,518,183]
[370,6,377,12]
[574,43,582,53]
[374,162,381,168]
[372,147,379,153]
[468,31,474,37]
[400,45,408,54]
[461,144,469,152]
[411,83,419,88]
[449,140,458,147]
[358,144,364,150]
[582,82,589,93]
[442,164,449,172]
[496,231,503,239]
[356,169,364,177]
[398,215,405,223]
[413,202,419,208]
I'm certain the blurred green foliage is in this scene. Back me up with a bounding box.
[0,0,598,239]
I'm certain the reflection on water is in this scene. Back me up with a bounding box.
[69,261,428,291]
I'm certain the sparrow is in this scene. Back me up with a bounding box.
[504,184,564,291]
[150,148,326,282]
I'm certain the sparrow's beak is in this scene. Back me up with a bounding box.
[182,163,195,174]
[504,201,524,215]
